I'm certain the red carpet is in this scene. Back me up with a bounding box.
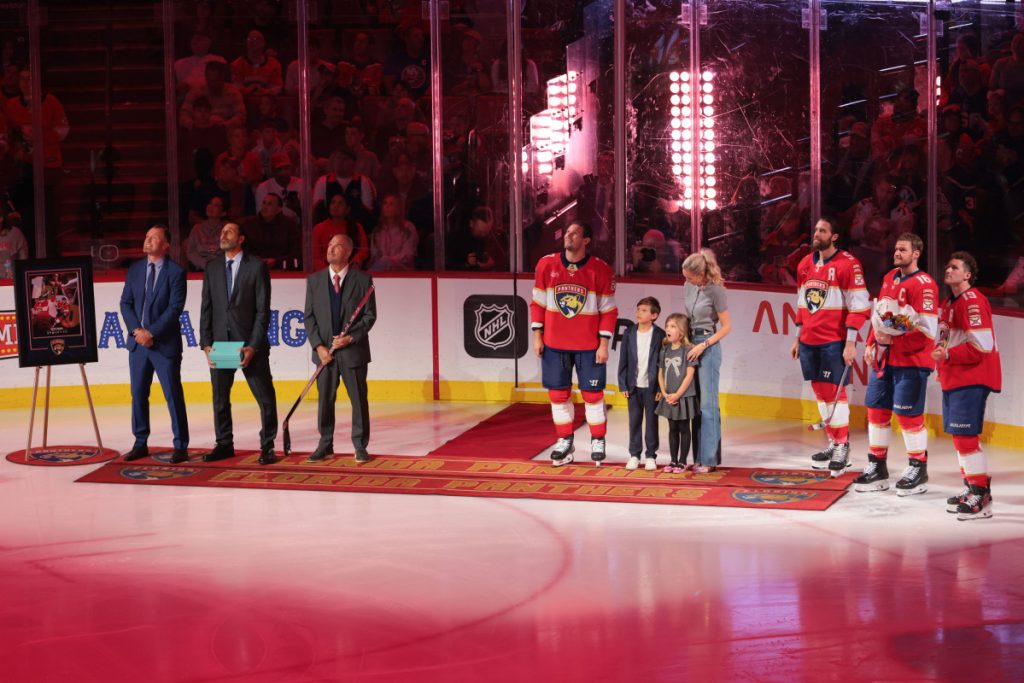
[77,457,849,511]
[113,450,855,491]
[426,402,587,459]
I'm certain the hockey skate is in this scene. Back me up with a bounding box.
[551,437,575,467]
[946,480,969,513]
[591,437,606,466]
[827,442,851,477]
[810,441,834,470]
[895,459,928,496]
[853,455,889,492]
[956,485,993,521]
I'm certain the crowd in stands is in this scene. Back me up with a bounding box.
[174,0,519,275]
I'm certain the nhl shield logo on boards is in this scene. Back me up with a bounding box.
[463,295,529,359]
[555,284,588,319]
[803,279,829,314]
[474,304,515,350]
[50,339,66,355]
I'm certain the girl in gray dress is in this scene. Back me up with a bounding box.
[656,314,700,472]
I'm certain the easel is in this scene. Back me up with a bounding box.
[24,363,103,461]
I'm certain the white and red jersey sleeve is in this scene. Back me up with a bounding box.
[936,288,1002,392]
[795,250,871,345]
[531,253,618,351]
[868,268,939,368]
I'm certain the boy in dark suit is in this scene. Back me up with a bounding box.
[617,296,665,471]
[120,225,189,463]
[199,222,278,464]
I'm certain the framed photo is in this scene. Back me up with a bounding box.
[13,257,98,367]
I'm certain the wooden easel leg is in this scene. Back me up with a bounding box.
[79,364,103,455]
[25,367,41,463]
[42,366,51,448]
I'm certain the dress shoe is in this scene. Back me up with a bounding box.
[203,444,234,462]
[307,446,333,463]
[123,446,149,462]
[170,449,190,464]
[354,450,372,464]
[258,448,277,465]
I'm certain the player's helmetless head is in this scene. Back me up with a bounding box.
[812,217,839,251]
[893,233,922,269]
[563,222,590,254]
[945,251,977,287]
[327,233,354,268]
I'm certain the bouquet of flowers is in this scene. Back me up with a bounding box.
[871,297,919,337]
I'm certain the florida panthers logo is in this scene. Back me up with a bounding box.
[50,339,65,355]
[731,489,818,505]
[804,279,829,314]
[555,284,588,319]
[750,472,824,486]
[121,466,198,481]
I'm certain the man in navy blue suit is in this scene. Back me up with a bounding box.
[120,225,190,463]
[617,296,665,471]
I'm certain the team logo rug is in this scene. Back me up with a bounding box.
[6,446,121,467]
[77,462,848,511]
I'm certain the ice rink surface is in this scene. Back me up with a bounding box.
[1,400,1022,682]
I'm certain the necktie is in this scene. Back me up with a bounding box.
[142,263,155,327]
[333,273,341,294]
[226,258,234,299]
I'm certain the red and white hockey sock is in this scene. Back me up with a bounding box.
[896,413,927,462]
[548,389,575,438]
[867,408,892,459]
[581,390,607,439]
[812,381,849,444]
[953,435,989,488]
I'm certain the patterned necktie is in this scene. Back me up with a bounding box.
[142,262,155,327]
[226,258,234,299]
[333,273,341,294]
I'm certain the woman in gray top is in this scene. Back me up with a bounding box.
[681,248,733,471]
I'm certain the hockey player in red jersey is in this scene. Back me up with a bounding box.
[931,252,1001,520]
[855,232,939,495]
[531,221,618,465]
[791,217,871,473]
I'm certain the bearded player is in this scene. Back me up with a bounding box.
[855,232,939,495]
[532,221,618,465]
[791,217,871,473]
[931,252,1001,520]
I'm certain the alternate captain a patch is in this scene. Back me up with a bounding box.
[804,279,829,314]
[555,283,588,319]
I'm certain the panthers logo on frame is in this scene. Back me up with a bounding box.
[804,279,829,314]
[555,283,588,319]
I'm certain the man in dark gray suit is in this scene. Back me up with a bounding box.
[304,233,377,463]
[199,222,278,465]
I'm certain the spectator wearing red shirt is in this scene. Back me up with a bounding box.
[312,193,369,271]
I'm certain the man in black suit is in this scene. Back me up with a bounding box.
[199,222,278,465]
[120,225,190,463]
[304,233,377,463]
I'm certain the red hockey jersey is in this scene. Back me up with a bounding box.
[867,268,939,368]
[936,288,1002,392]
[795,249,871,345]
[531,252,617,351]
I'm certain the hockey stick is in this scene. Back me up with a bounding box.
[282,284,375,454]
[807,363,851,431]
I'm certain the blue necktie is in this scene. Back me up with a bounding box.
[226,258,234,299]
[142,262,155,327]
